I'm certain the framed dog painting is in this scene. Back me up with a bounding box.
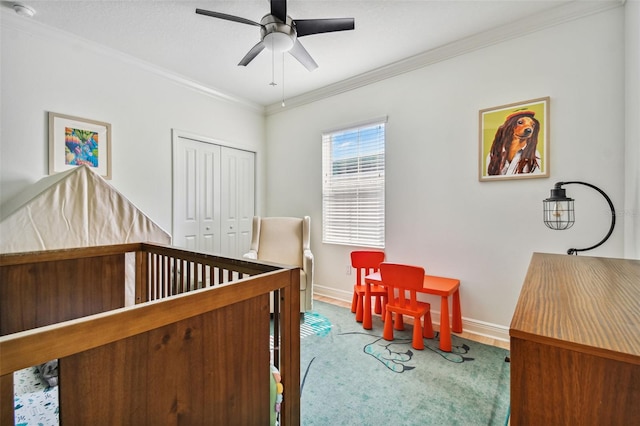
[479,97,549,181]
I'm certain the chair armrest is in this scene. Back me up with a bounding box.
[243,250,258,260]
[302,250,314,311]
[303,250,314,276]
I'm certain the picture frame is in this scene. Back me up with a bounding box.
[48,112,112,179]
[478,97,549,181]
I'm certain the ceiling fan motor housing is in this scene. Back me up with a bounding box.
[260,15,296,52]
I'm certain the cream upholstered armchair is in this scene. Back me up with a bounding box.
[243,216,314,312]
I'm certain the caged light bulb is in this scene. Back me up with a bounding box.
[552,202,563,218]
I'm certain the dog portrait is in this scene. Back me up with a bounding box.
[479,97,549,181]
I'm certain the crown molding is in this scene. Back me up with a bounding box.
[265,0,624,115]
[1,1,623,118]
[0,9,265,114]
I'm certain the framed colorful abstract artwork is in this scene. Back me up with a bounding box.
[479,97,550,181]
[48,112,112,179]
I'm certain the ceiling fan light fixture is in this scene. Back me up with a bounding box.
[263,31,294,53]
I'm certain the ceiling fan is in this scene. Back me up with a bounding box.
[196,0,355,71]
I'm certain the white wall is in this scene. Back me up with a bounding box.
[0,12,266,233]
[266,7,631,336]
[625,1,640,258]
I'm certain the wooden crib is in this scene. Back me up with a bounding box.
[0,242,301,425]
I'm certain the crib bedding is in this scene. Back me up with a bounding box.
[14,366,58,426]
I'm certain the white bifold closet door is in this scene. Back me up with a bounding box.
[172,134,255,258]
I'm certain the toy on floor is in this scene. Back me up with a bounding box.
[270,365,284,426]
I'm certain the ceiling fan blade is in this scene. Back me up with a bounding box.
[238,41,266,66]
[294,18,355,37]
[289,39,318,71]
[195,8,261,27]
[270,0,287,23]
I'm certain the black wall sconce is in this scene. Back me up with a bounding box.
[543,181,616,255]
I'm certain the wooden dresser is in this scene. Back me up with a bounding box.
[510,253,640,424]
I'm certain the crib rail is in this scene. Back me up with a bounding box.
[137,243,280,302]
[0,243,301,425]
[0,243,281,335]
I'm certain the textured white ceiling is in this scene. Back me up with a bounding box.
[1,1,619,107]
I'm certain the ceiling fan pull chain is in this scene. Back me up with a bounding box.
[281,52,286,107]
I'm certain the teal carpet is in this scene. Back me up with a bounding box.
[299,301,510,425]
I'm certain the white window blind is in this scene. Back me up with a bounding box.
[322,119,385,248]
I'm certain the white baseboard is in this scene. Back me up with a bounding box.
[459,318,510,343]
[314,284,353,305]
[313,284,510,344]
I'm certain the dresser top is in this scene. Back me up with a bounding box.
[510,253,640,363]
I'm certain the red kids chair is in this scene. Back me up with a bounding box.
[380,262,434,350]
[350,251,386,329]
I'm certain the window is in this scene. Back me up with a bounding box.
[322,118,386,248]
